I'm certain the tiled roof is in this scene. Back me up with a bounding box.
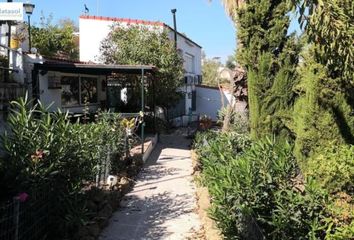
[43,56,91,64]
[80,15,164,27]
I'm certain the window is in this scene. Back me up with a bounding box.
[184,53,195,73]
[61,76,79,106]
[81,77,98,104]
[177,49,183,58]
[61,76,98,107]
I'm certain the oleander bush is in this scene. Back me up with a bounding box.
[0,96,125,238]
[194,130,251,163]
[194,131,354,239]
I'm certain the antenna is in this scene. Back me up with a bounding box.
[84,4,89,15]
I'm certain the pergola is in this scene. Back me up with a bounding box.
[32,61,158,156]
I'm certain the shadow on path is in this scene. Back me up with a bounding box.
[99,133,200,240]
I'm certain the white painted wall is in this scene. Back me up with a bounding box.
[80,18,115,63]
[80,18,165,63]
[79,17,202,75]
[196,85,248,121]
[167,31,202,76]
[167,30,202,115]
[196,85,231,121]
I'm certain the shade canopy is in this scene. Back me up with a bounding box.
[34,62,157,75]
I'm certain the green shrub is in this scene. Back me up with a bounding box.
[195,133,331,239]
[293,46,354,164]
[325,219,354,240]
[194,131,251,158]
[218,107,249,134]
[0,96,124,238]
[306,145,354,194]
[1,98,123,194]
[305,145,354,240]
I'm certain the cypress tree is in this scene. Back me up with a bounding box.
[235,1,300,139]
[293,46,354,165]
[292,0,354,163]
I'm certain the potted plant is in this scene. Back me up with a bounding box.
[199,115,212,131]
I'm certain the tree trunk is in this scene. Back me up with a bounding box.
[222,95,234,132]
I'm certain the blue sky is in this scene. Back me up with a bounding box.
[13,0,236,62]
[10,0,300,63]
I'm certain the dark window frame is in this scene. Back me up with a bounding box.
[61,75,98,107]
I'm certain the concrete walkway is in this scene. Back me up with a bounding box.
[99,133,201,240]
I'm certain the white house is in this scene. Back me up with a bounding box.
[0,14,203,130]
[79,15,202,125]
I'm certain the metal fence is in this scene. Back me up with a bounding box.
[166,97,186,120]
[0,189,51,240]
[0,83,25,104]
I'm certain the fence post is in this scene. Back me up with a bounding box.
[104,148,111,185]
[13,197,20,240]
[125,133,129,158]
[95,163,100,188]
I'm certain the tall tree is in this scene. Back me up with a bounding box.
[293,0,353,83]
[232,1,300,139]
[292,0,354,161]
[99,24,184,109]
[202,57,222,87]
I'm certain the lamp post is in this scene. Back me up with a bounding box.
[171,9,177,49]
[23,3,35,52]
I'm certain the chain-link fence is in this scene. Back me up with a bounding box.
[0,189,51,240]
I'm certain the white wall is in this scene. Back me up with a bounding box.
[80,17,165,63]
[168,30,202,76]
[79,17,202,75]
[80,18,116,63]
[168,31,202,114]
[196,85,248,121]
[196,85,231,121]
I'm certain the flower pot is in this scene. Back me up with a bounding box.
[10,38,20,49]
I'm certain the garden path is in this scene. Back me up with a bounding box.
[99,131,202,240]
